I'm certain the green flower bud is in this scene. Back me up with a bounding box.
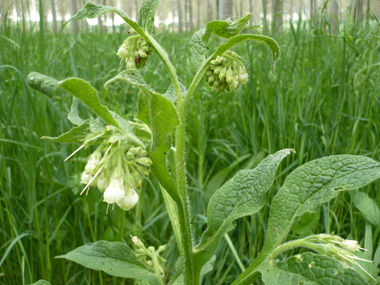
[136,157,153,166]
[219,67,227,81]
[213,66,223,75]
[226,68,234,84]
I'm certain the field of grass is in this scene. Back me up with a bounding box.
[1,13,380,284]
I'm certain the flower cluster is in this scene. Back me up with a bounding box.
[116,33,154,69]
[204,50,249,92]
[305,234,375,281]
[71,126,152,211]
[131,236,166,278]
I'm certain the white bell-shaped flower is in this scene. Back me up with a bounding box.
[85,152,101,174]
[103,177,125,204]
[117,188,139,211]
[80,171,92,185]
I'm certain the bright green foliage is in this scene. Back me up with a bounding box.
[41,120,90,144]
[57,241,159,284]
[194,149,293,267]
[354,192,380,227]
[139,0,160,32]
[69,2,143,35]
[265,155,380,250]
[202,15,251,41]
[59,78,119,127]
[27,72,65,98]
[259,252,368,285]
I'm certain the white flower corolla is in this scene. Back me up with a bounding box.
[85,152,101,174]
[238,68,249,83]
[80,171,92,185]
[341,239,361,252]
[117,188,139,211]
[97,172,109,192]
[116,45,129,59]
[103,177,125,204]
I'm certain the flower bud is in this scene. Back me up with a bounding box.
[116,45,129,59]
[136,157,153,166]
[226,68,234,84]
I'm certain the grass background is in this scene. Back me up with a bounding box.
[1,11,380,284]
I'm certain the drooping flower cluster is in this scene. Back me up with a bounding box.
[204,50,249,92]
[72,126,152,211]
[305,234,375,281]
[131,236,166,278]
[116,32,154,69]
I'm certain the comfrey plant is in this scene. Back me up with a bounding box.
[27,1,380,284]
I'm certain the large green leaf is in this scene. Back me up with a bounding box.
[137,90,180,203]
[193,149,293,268]
[354,191,380,227]
[59,78,119,127]
[139,0,160,32]
[42,120,90,144]
[234,155,380,285]
[56,241,158,284]
[189,30,208,70]
[68,2,144,35]
[273,252,369,284]
[27,72,66,98]
[203,14,251,41]
[264,155,380,251]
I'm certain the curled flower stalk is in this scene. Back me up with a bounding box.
[116,31,154,69]
[204,51,249,92]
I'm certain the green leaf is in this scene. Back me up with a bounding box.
[59,78,119,127]
[203,14,251,41]
[264,155,380,252]
[68,2,144,35]
[27,72,66,98]
[190,30,208,70]
[257,261,310,284]
[164,82,187,103]
[56,241,158,284]
[274,252,369,285]
[137,90,180,203]
[169,256,216,285]
[42,120,90,144]
[194,149,293,268]
[354,191,380,226]
[139,0,160,32]
[68,98,86,125]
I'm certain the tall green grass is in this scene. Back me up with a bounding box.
[1,11,379,284]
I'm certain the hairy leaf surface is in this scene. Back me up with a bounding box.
[203,14,251,41]
[27,72,66,98]
[42,120,90,144]
[264,155,380,251]
[194,149,294,267]
[189,30,207,69]
[59,78,119,127]
[69,2,144,35]
[140,0,160,32]
[354,191,380,226]
[57,241,158,284]
[274,252,369,284]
